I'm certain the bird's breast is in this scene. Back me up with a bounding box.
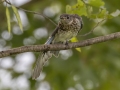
[53,26,80,43]
[52,18,81,43]
[55,30,75,42]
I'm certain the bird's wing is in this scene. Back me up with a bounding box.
[45,25,60,44]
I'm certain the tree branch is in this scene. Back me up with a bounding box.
[0,32,120,58]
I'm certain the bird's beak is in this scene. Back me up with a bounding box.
[68,19,73,25]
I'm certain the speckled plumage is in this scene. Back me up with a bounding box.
[32,14,83,79]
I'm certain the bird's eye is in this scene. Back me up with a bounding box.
[66,16,70,19]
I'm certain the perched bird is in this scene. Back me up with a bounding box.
[32,14,83,79]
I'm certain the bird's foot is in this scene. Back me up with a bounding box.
[64,41,69,46]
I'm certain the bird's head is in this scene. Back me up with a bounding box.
[60,14,73,25]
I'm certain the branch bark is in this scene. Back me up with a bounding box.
[0,32,120,58]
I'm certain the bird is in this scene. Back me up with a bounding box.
[32,13,83,79]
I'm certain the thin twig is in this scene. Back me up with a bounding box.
[80,18,106,36]
[4,0,57,26]
[19,8,57,26]
[80,0,107,37]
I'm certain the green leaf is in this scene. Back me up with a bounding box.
[89,8,110,19]
[86,6,93,17]
[12,5,23,31]
[66,5,72,14]
[71,37,81,52]
[88,0,105,8]
[97,9,108,18]
[66,0,87,16]
[6,7,11,33]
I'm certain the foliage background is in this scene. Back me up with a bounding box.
[0,0,120,90]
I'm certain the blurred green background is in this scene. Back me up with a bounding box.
[0,0,120,90]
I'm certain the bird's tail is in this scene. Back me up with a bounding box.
[32,51,52,80]
[32,35,59,79]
